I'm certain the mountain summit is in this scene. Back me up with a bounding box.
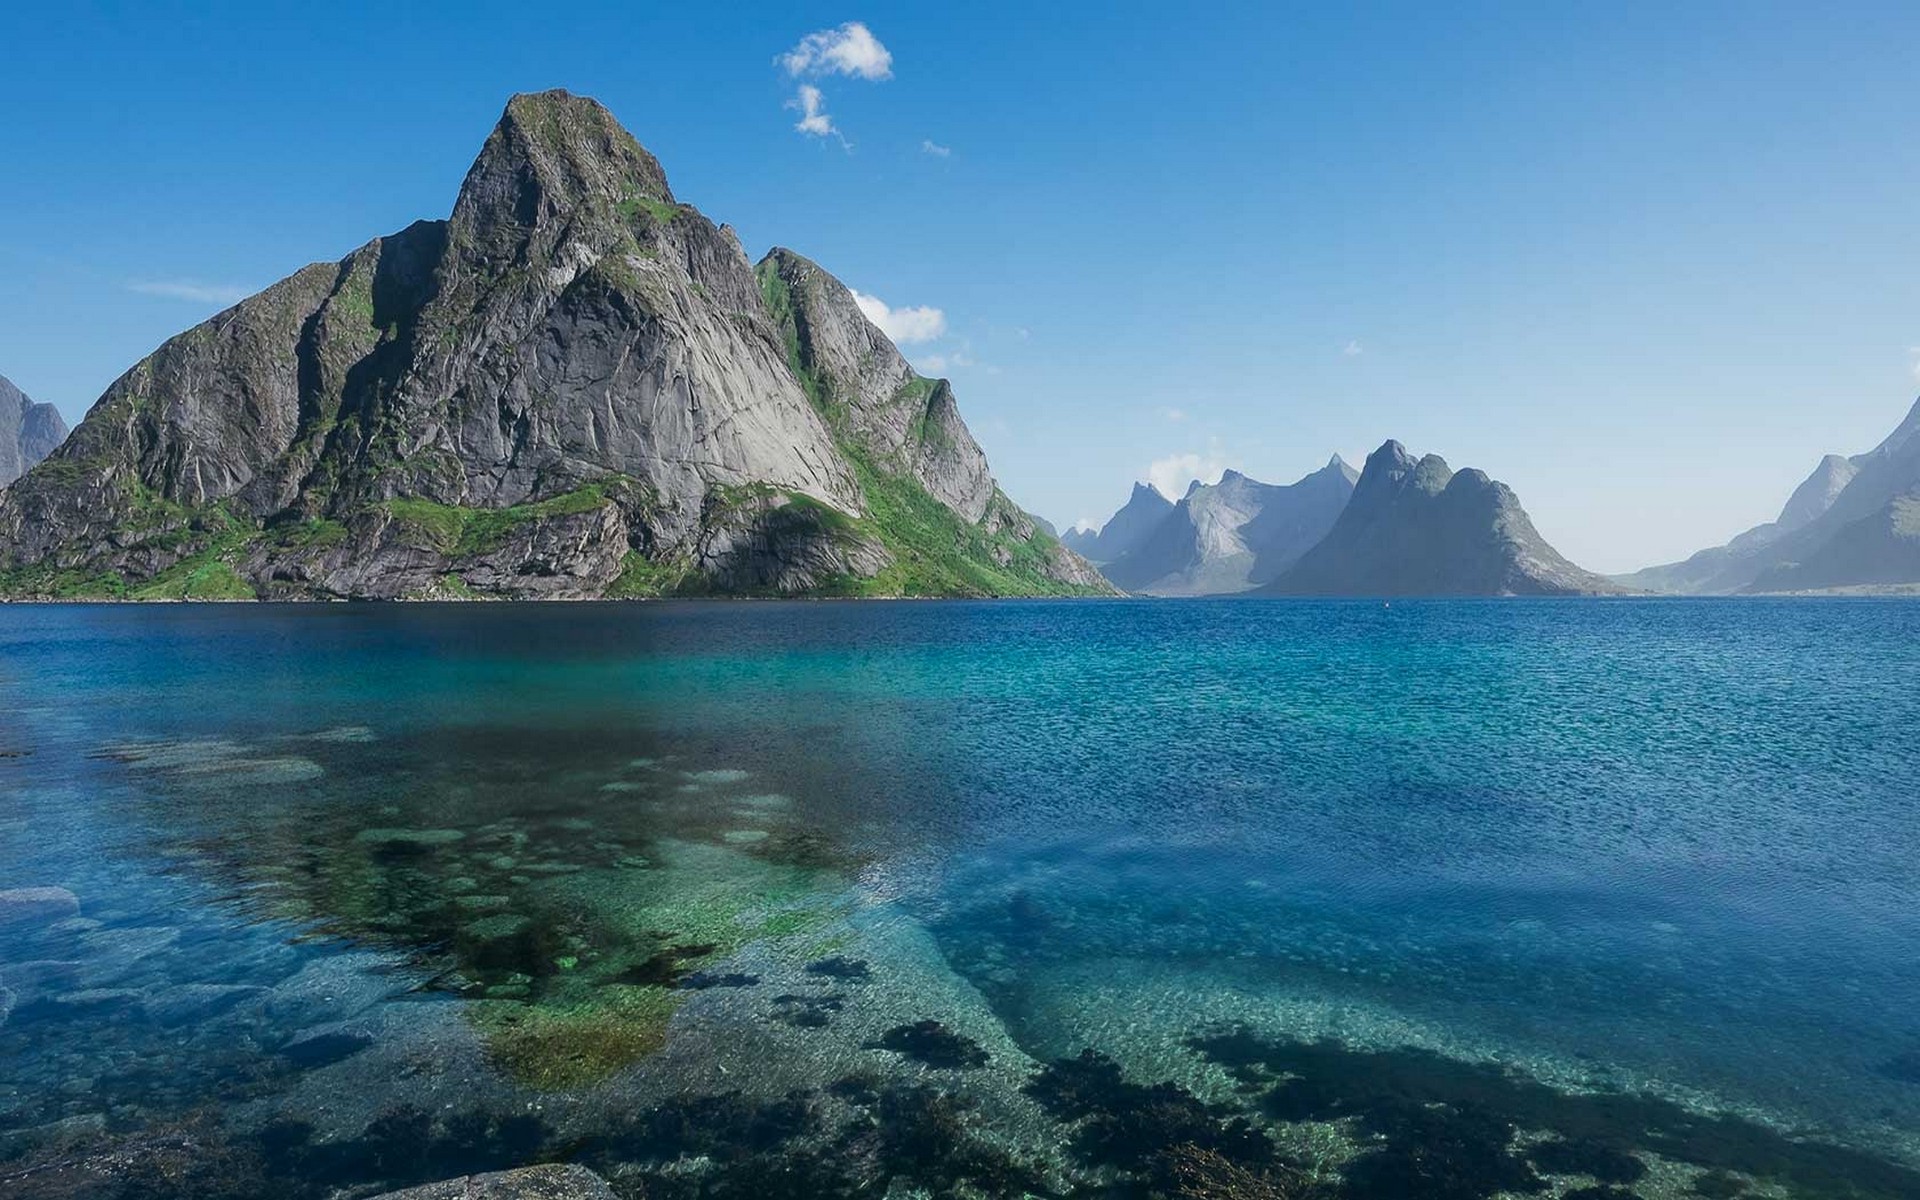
[0,92,1106,600]
[0,374,67,488]
[1261,441,1619,596]
[1095,458,1358,594]
[1061,482,1175,564]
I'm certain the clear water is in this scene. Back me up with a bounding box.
[0,599,1916,1199]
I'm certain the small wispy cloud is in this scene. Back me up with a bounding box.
[917,347,977,373]
[778,22,892,144]
[1908,346,1920,382]
[1071,517,1099,534]
[781,22,893,80]
[1343,339,1363,357]
[128,279,253,306]
[788,84,839,140]
[851,289,947,344]
[1146,450,1235,498]
[1161,406,1188,423]
[920,139,952,158]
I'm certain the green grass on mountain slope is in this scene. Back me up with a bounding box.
[756,261,1096,598]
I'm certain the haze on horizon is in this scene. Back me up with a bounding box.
[3,2,1918,574]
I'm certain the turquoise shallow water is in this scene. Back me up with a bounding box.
[0,599,1916,1199]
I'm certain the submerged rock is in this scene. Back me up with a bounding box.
[870,1020,992,1069]
[0,886,80,930]
[145,982,270,1027]
[365,1163,616,1199]
[355,827,468,851]
[280,1021,377,1068]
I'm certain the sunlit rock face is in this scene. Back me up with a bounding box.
[0,91,1106,600]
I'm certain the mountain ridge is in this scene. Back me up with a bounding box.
[0,374,68,489]
[1259,440,1621,596]
[0,91,1108,601]
[1622,396,1920,593]
[1097,457,1358,595]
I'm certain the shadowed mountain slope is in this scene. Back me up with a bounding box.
[1261,441,1621,596]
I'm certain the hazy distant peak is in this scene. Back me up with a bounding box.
[1863,394,1920,461]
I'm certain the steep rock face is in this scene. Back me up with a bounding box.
[1775,454,1858,533]
[0,92,1104,600]
[1103,459,1357,595]
[1061,483,1174,563]
[0,375,68,488]
[755,248,1107,597]
[1623,396,1920,593]
[756,248,993,522]
[1262,441,1620,596]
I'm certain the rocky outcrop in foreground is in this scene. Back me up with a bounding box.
[0,92,1107,601]
[0,375,67,489]
[368,1165,615,1199]
[1622,396,1920,593]
[1260,440,1622,596]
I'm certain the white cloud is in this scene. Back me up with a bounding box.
[788,85,838,139]
[1909,346,1920,381]
[1161,406,1188,422]
[917,348,976,373]
[1343,339,1363,357]
[781,22,893,80]
[1146,451,1234,499]
[921,139,952,157]
[128,279,253,305]
[851,289,947,344]
[1071,517,1098,534]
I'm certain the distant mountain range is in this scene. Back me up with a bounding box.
[1072,443,1618,596]
[0,92,1108,601]
[1066,459,1358,594]
[1622,396,1920,594]
[0,375,67,489]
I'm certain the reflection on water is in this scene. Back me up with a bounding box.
[1,600,1917,1198]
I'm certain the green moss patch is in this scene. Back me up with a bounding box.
[383,482,614,557]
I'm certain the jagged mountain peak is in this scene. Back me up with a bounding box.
[0,374,69,489]
[1354,440,1450,499]
[453,91,673,247]
[0,93,1106,601]
[1090,459,1358,595]
[1265,440,1616,596]
[1863,394,1920,461]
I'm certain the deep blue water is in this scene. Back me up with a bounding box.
[0,599,1916,1198]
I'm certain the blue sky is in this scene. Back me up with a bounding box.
[5,2,1920,572]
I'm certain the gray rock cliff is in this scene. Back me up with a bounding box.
[0,92,1106,600]
[0,375,68,489]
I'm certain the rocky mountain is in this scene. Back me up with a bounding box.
[1622,396,1920,593]
[0,91,1108,601]
[1261,440,1621,596]
[0,374,68,489]
[1097,459,1357,595]
[1061,482,1173,564]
